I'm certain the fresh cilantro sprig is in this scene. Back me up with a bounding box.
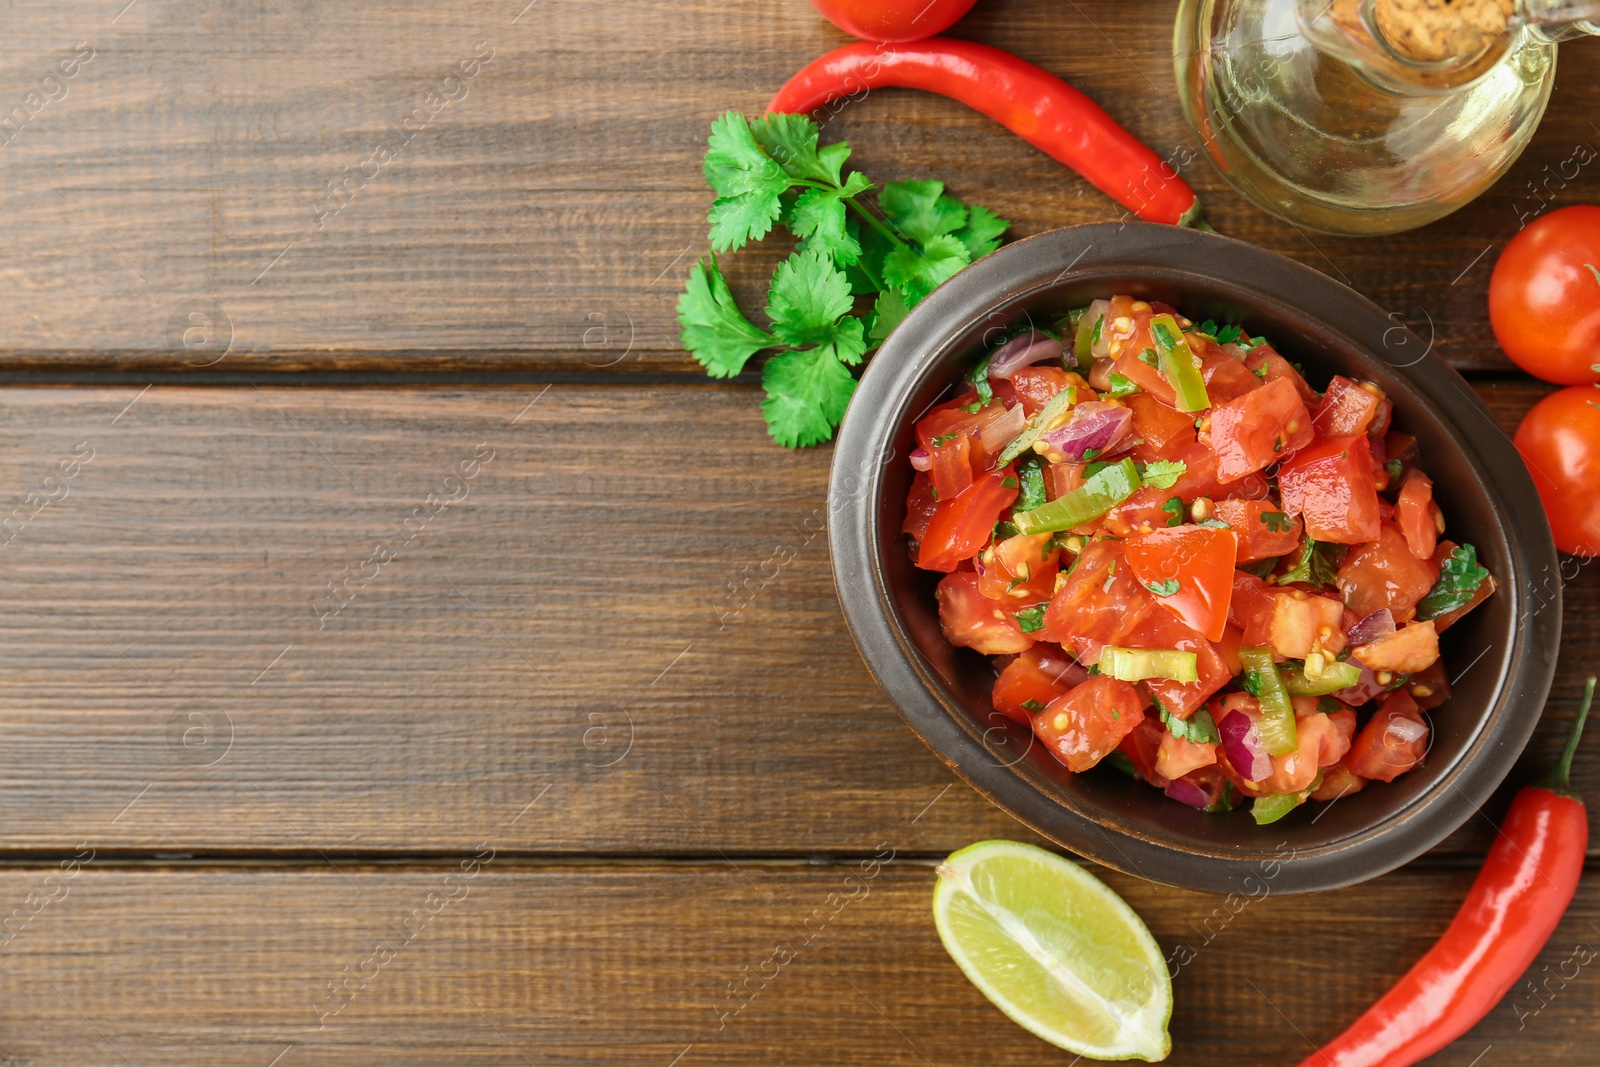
[1416,543,1490,619]
[678,111,1011,448]
[1276,536,1344,588]
[1159,702,1220,745]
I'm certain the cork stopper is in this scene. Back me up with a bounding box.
[1372,0,1514,62]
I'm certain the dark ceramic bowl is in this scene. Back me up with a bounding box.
[829,223,1560,895]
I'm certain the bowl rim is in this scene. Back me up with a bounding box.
[828,221,1560,895]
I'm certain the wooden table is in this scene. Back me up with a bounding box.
[0,1,1594,1062]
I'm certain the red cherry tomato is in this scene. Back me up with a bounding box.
[1489,204,1600,385]
[806,0,977,42]
[1513,384,1600,556]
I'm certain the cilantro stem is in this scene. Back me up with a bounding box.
[843,197,911,251]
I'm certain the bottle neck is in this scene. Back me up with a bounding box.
[1296,0,1512,92]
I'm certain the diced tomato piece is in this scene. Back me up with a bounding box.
[1010,365,1074,416]
[936,572,1035,655]
[1213,498,1303,562]
[1244,344,1317,405]
[917,468,1019,573]
[929,432,974,499]
[992,643,1087,724]
[1156,730,1218,781]
[1126,392,1195,451]
[1348,690,1429,782]
[1257,709,1348,794]
[1214,622,1245,676]
[1404,660,1451,710]
[1041,539,1155,654]
[1278,434,1382,543]
[1313,376,1389,436]
[1123,524,1238,641]
[1210,377,1315,482]
[1311,761,1367,801]
[977,532,1060,604]
[1116,715,1166,783]
[1395,470,1439,560]
[1352,620,1440,674]
[1432,543,1497,633]
[1335,521,1441,618]
[1330,666,1403,708]
[1199,348,1262,403]
[1102,486,1183,538]
[904,471,938,548]
[1123,607,1232,718]
[1228,571,1276,633]
[1242,588,1346,660]
[1106,300,1174,406]
[1045,461,1085,501]
[1167,765,1234,808]
[1033,675,1144,772]
[1168,437,1271,502]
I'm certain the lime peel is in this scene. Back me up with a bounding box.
[932,839,1172,1061]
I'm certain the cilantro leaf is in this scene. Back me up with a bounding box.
[1021,698,1048,714]
[1015,604,1048,633]
[1015,457,1047,512]
[677,256,775,378]
[1385,458,1404,480]
[866,288,909,346]
[883,233,971,305]
[765,249,865,365]
[952,203,1009,260]
[760,347,857,447]
[1138,348,1159,367]
[1145,577,1181,597]
[1277,537,1343,588]
[1139,460,1187,490]
[1106,371,1140,398]
[788,186,864,266]
[748,112,848,185]
[1260,510,1292,533]
[878,179,968,245]
[966,358,994,405]
[703,111,793,251]
[1160,704,1220,744]
[1416,543,1490,620]
[1161,495,1184,526]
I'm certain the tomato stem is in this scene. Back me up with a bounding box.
[1541,675,1595,798]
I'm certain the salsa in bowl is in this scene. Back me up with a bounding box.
[828,223,1558,894]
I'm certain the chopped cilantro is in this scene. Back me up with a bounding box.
[1021,698,1048,713]
[1240,669,1265,697]
[1014,457,1047,513]
[993,519,1019,540]
[1140,460,1187,490]
[1001,476,1019,489]
[1260,510,1292,533]
[1240,556,1278,579]
[1205,780,1238,812]
[959,400,983,414]
[1317,698,1345,716]
[1198,518,1231,529]
[1145,577,1181,597]
[1416,543,1490,619]
[1215,323,1242,345]
[1090,315,1104,345]
[1138,347,1160,367]
[1160,703,1220,745]
[1104,750,1137,776]
[1083,459,1112,479]
[1082,448,1102,461]
[1161,495,1184,527]
[1385,458,1404,480]
[1150,321,1179,349]
[1014,604,1048,633]
[1106,371,1140,398]
[966,357,994,405]
[1276,537,1342,588]
[1251,365,1268,379]
[930,432,958,447]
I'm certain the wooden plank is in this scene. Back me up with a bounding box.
[0,860,1595,1063]
[0,0,1593,369]
[0,378,1589,856]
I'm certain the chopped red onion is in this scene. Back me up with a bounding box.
[977,403,1027,454]
[910,447,932,472]
[1164,777,1212,809]
[988,333,1064,379]
[1219,708,1272,782]
[1346,609,1396,646]
[1040,401,1132,462]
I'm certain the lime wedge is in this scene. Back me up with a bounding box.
[932,840,1172,1061]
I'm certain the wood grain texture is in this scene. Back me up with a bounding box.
[0,380,1589,857]
[0,0,1594,370]
[0,860,1594,1064]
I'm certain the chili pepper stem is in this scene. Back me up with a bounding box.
[1536,675,1596,798]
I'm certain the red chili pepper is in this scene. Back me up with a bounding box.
[1297,676,1594,1067]
[767,39,1205,228]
